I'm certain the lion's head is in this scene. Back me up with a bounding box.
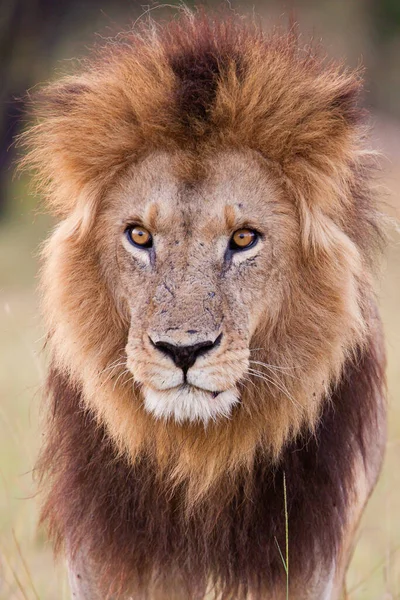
[22,11,382,497]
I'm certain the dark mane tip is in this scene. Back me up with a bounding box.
[163,14,246,126]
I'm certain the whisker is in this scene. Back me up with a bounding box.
[247,368,303,415]
[99,362,128,389]
[248,367,293,392]
[100,361,127,374]
[249,360,297,374]
[112,369,132,391]
[241,375,257,389]
[121,375,135,388]
[240,376,276,418]
[99,352,126,371]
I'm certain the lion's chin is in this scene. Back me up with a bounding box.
[142,385,240,424]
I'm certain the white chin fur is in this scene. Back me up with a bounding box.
[143,386,240,424]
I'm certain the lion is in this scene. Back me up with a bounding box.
[21,9,386,600]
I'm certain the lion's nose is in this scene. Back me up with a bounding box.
[150,334,222,374]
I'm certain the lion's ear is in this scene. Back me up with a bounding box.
[329,79,364,126]
[36,81,91,115]
[20,78,93,217]
[278,66,371,245]
[19,76,136,219]
[288,70,365,178]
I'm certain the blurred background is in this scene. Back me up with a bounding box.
[0,1,399,598]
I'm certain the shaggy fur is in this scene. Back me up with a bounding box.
[20,8,387,599]
[41,333,385,598]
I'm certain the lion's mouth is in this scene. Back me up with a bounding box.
[141,384,239,423]
[160,383,223,399]
[183,384,223,398]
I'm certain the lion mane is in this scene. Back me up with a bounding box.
[21,9,386,599]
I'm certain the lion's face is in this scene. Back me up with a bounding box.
[100,150,297,423]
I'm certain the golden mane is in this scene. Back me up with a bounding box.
[21,9,383,504]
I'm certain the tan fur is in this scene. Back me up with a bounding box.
[19,13,386,597]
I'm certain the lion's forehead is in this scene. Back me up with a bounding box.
[111,149,281,235]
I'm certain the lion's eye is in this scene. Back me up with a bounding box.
[126,225,153,248]
[229,228,258,251]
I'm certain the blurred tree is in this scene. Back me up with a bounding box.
[373,0,400,39]
[0,0,146,217]
[1,0,73,215]
[368,0,400,117]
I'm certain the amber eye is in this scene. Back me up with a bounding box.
[126,225,153,248]
[229,228,258,251]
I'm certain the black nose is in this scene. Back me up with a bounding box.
[150,334,222,373]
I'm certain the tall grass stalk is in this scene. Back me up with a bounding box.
[12,530,40,600]
[274,471,289,600]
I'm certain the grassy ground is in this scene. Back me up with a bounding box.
[0,117,399,599]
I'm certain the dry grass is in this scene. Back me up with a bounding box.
[0,115,399,599]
